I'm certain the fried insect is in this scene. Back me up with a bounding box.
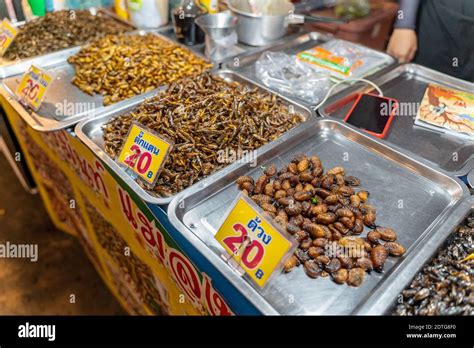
[234,154,405,287]
[393,217,473,316]
[304,260,322,278]
[384,242,406,256]
[284,255,299,273]
[371,245,388,270]
[376,226,397,242]
[69,34,211,105]
[3,10,132,60]
[104,74,304,196]
[333,268,349,284]
[347,268,366,287]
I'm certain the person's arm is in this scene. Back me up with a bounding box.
[387,0,421,63]
[394,0,420,29]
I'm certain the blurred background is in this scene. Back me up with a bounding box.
[1,0,398,50]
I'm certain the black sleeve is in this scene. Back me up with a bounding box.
[394,0,421,29]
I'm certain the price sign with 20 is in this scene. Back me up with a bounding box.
[0,19,18,55]
[117,123,173,187]
[215,193,297,288]
[15,66,53,111]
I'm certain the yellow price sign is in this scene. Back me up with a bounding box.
[117,123,173,186]
[215,193,297,288]
[0,19,18,56]
[15,66,53,111]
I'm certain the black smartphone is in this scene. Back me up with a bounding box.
[343,93,398,138]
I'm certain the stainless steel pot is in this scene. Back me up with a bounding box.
[227,0,345,46]
[195,12,239,62]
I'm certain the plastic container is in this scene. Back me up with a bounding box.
[115,0,129,19]
[66,0,102,9]
[172,0,205,45]
[128,0,169,28]
[28,0,45,16]
[66,0,111,9]
[304,0,399,50]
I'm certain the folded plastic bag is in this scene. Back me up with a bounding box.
[255,51,331,104]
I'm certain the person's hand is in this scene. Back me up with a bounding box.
[387,28,418,63]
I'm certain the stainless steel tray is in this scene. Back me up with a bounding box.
[318,64,474,177]
[223,32,397,108]
[355,195,473,315]
[0,8,135,78]
[75,69,314,205]
[0,31,212,132]
[156,24,306,65]
[167,118,469,315]
[467,170,474,189]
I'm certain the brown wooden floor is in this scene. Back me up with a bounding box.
[0,150,125,315]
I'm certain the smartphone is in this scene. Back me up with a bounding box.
[343,93,398,138]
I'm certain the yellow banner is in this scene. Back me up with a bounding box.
[1,93,233,316]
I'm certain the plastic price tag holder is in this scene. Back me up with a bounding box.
[116,122,173,189]
[214,192,298,288]
[15,66,53,112]
[0,18,18,56]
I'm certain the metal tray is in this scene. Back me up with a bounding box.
[0,8,135,78]
[167,118,468,315]
[0,31,212,132]
[75,69,314,205]
[318,63,474,177]
[355,195,473,315]
[156,24,305,65]
[223,32,397,108]
[467,170,474,189]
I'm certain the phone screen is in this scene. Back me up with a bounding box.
[345,94,396,135]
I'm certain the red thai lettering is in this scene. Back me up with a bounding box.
[168,250,201,305]
[94,160,109,200]
[151,221,166,262]
[203,274,232,316]
[137,211,156,247]
[117,187,138,229]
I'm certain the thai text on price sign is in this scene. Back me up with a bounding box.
[0,19,18,55]
[15,66,53,111]
[117,122,173,187]
[215,193,297,288]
